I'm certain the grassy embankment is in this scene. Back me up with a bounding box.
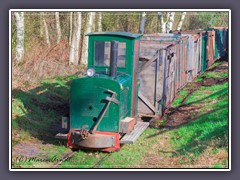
[12,60,229,168]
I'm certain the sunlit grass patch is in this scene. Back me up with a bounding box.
[167,82,228,159]
[202,71,228,79]
[185,82,228,105]
[172,89,188,107]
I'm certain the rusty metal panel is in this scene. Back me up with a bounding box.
[165,45,179,106]
[207,30,215,67]
[71,132,116,148]
[184,33,202,81]
[187,35,195,81]
[131,40,140,117]
[198,36,202,73]
[196,36,202,75]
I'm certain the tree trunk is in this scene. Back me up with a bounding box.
[69,12,82,65]
[40,15,44,39]
[42,12,51,48]
[55,12,62,44]
[92,12,96,32]
[97,12,102,32]
[127,15,131,32]
[158,12,170,33]
[14,12,24,62]
[177,12,186,31]
[166,12,175,33]
[81,12,94,65]
[69,12,73,45]
[140,12,146,34]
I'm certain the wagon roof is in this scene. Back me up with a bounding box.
[86,32,142,39]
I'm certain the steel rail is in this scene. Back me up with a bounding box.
[52,151,77,168]
[52,151,113,169]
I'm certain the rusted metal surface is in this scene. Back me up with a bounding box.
[92,89,118,133]
[67,130,120,152]
[55,133,68,140]
[206,30,215,67]
[131,40,140,117]
[72,133,116,148]
[184,33,202,81]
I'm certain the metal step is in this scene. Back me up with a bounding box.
[55,133,68,140]
[120,121,149,144]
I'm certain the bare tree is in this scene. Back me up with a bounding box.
[14,12,25,62]
[69,12,82,65]
[69,12,73,45]
[166,12,175,33]
[97,12,102,32]
[158,12,170,33]
[92,12,96,32]
[42,12,51,48]
[81,12,94,65]
[177,12,187,31]
[40,15,44,39]
[55,12,62,44]
[140,12,146,34]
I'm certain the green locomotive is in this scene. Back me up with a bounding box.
[66,32,149,152]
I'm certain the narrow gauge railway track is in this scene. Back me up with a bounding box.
[53,120,150,168]
[52,151,77,168]
[52,151,112,168]
[91,153,112,168]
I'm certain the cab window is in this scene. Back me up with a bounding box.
[94,41,126,67]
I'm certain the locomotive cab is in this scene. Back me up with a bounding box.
[62,32,149,152]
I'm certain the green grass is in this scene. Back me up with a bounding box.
[207,61,222,70]
[60,78,229,168]
[172,89,188,107]
[12,75,77,167]
[195,76,204,82]
[12,61,229,168]
[202,72,228,79]
[168,99,228,157]
[212,164,226,168]
[185,82,228,105]
[165,64,229,165]
[59,128,162,168]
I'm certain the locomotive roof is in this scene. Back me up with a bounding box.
[87,32,143,39]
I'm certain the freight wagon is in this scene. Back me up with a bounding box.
[56,28,228,152]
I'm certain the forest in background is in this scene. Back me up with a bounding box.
[11,11,229,88]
